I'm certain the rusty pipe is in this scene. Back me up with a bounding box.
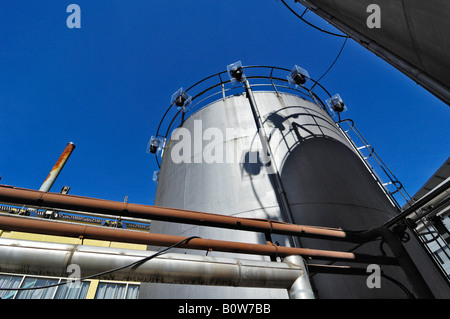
[0,186,350,242]
[39,143,75,192]
[0,214,398,265]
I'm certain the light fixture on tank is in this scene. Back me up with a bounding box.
[288,65,309,87]
[147,136,165,154]
[326,93,347,114]
[227,61,246,83]
[171,87,192,112]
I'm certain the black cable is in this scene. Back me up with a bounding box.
[298,7,309,18]
[281,0,349,38]
[310,36,348,91]
[0,236,200,292]
[381,272,415,299]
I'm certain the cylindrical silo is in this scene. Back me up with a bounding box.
[139,66,425,299]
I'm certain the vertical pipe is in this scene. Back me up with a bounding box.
[284,255,315,299]
[243,79,300,248]
[39,142,75,192]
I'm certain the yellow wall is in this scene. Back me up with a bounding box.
[85,280,100,299]
[0,229,147,250]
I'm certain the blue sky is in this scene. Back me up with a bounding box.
[0,1,448,208]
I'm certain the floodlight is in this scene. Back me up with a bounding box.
[153,170,160,183]
[326,94,347,113]
[288,65,309,86]
[147,136,165,154]
[227,61,246,83]
[171,87,192,112]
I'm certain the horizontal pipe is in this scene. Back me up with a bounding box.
[0,213,398,265]
[0,238,309,297]
[306,264,369,276]
[0,186,352,242]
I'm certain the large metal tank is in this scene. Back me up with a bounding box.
[139,66,425,298]
[141,90,297,299]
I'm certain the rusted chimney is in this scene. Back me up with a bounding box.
[39,142,75,192]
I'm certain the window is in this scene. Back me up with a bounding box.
[15,277,60,299]
[94,282,140,299]
[0,274,22,299]
[0,274,90,299]
[435,246,450,266]
[0,273,139,299]
[54,281,91,299]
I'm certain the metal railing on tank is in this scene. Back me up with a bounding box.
[147,63,414,209]
[336,118,413,209]
[148,63,336,169]
[383,177,450,283]
[414,207,450,282]
[147,63,413,209]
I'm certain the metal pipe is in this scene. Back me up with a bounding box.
[243,79,300,249]
[16,171,446,241]
[39,143,76,192]
[306,263,369,276]
[0,238,308,293]
[0,186,352,242]
[3,186,432,295]
[0,185,433,296]
[0,213,398,265]
[284,255,315,299]
[1,191,432,296]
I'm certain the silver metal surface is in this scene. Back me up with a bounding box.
[284,255,315,299]
[0,238,308,295]
[142,91,416,298]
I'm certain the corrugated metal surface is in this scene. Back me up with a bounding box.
[297,0,450,104]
